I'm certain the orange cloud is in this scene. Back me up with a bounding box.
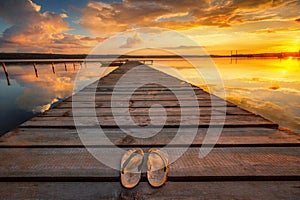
[0,0,104,53]
[120,33,143,48]
[251,27,300,33]
[1,0,299,53]
[79,0,300,34]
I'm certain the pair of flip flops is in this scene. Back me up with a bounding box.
[120,148,168,189]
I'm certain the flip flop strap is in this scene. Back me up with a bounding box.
[149,151,167,172]
[121,150,143,174]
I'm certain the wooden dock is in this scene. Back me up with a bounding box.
[0,61,299,199]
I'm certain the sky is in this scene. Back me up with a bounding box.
[0,0,299,55]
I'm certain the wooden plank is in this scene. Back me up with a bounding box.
[85,85,199,89]
[76,90,206,95]
[97,76,185,84]
[1,127,299,147]
[42,107,253,117]
[56,100,236,108]
[19,115,277,128]
[0,147,299,179]
[96,72,187,82]
[0,181,299,200]
[96,81,191,87]
[96,80,190,86]
[98,74,186,79]
[85,86,201,91]
[75,89,208,95]
[67,94,224,102]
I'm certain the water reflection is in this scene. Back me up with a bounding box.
[1,57,299,135]
[1,62,10,86]
[0,61,116,135]
[152,57,300,133]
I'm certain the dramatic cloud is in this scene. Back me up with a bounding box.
[0,0,299,53]
[0,0,104,53]
[79,0,300,34]
[120,33,143,48]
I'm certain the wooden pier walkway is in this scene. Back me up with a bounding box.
[0,61,299,199]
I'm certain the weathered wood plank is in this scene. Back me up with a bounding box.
[0,147,299,178]
[96,74,189,85]
[1,127,299,147]
[42,107,253,117]
[96,80,191,86]
[76,90,206,96]
[85,85,200,90]
[98,74,186,79]
[19,115,277,128]
[67,94,224,102]
[1,181,299,200]
[56,100,236,108]
[96,82,192,87]
[75,89,208,95]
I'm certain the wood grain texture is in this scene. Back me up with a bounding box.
[0,182,299,200]
[1,127,298,147]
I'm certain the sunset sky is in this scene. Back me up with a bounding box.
[0,0,299,55]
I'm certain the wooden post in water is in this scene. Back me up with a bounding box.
[51,62,55,74]
[1,62,10,86]
[33,63,38,78]
[64,63,67,71]
[73,63,76,71]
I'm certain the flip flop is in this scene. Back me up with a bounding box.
[147,149,169,187]
[120,148,144,189]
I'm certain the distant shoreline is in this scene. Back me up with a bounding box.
[0,52,299,60]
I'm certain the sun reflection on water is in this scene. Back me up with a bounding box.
[152,57,300,133]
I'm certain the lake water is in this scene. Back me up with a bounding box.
[0,61,116,135]
[0,57,299,135]
[152,57,300,133]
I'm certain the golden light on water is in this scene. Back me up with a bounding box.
[151,57,300,132]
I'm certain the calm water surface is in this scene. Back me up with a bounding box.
[152,57,300,133]
[0,57,299,135]
[0,61,115,135]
